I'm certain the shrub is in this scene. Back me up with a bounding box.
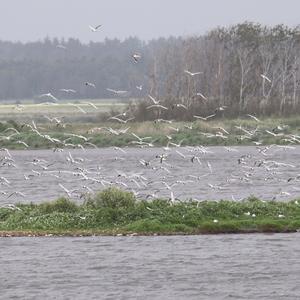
[39,197,78,213]
[91,187,136,209]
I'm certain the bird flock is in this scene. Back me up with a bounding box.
[0,24,300,207]
[0,144,299,205]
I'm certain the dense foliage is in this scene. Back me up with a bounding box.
[1,188,300,235]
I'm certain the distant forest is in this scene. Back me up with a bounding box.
[1,22,300,117]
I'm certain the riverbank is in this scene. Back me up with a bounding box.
[0,117,299,149]
[1,188,300,236]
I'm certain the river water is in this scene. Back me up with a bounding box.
[1,233,300,299]
[1,147,300,299]
[0,146,299,204]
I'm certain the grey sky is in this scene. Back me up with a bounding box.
[1,0,299,43]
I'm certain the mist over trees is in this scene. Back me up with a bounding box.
[1,22,300,118]
[0,36,151,100]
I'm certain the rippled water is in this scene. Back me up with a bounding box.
[0,146,300,204]
[1,234,300,299]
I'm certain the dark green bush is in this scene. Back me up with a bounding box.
[90,188,136,209]
[39,197,78,213]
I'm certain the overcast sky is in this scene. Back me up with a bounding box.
[1,0,299,43]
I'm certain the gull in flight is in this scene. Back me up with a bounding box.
[265,130,283,137]
[170,139,185,147]
[132,53,141,63]
[68,103,87,114]
[195,92,208,101]
[260,74,271,83]
[207,161,213,173]
[131,132,152,143]
[43,115,65,127]
[170,191,176,204]
[110,110,129,119]
[2,127,20,135]
[173,103,188,110]
[60,88,76,93]
[246,114,260,122]
[213,126,229,135]
[184,70,203,76]
[108,116,134,124]
[56,44,67,50]
[146,104,168,110]
[193,114,216,121]
[1,204,22,211]
[58,184,75,198]
[16,141,29,148]
[136,85,143,90]
[83,102,98,109]
[114,146,126,154]
[89,25,102,32]
[169,126,179,132]
[39,92,58,102]
[14,104,25,111]
[85,82,96,88]
[148,94,160,104]
[154,119,173,124]
[215,106,227,112]
[106,88,128,95]
[176,150,186,158]
[7,191,26,199]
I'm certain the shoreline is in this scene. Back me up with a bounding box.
[0,227,298,238]
[1,117,299,150]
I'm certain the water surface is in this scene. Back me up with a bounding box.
[1,234,300,299]
[0,146,299,203]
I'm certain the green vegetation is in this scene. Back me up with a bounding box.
[0,117,299,149]
[1,188,300,237]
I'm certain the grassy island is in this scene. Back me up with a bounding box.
[1,188,300,237]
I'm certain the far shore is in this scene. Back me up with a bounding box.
[1,117,299,150]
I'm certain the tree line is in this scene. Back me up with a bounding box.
[1,22,300,118]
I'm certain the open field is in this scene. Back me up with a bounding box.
[0,99,127,122]
[1,188,300,236]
